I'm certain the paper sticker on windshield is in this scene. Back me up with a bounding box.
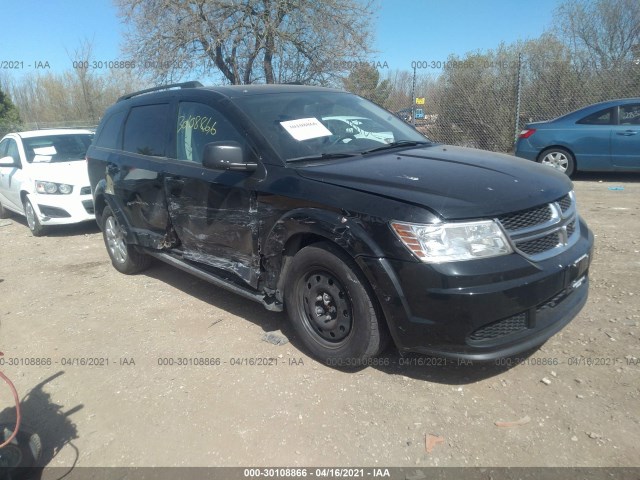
[280,118,332,141]
[32,146,56,162]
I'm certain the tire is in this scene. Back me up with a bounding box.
[22,197,46,237]
[538,147,575,177]
[0,201,10,219]
[284,242,387,365]
[101,206,151,274]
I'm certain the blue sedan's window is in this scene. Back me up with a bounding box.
[620,105,640,125]
[577,108,613,125]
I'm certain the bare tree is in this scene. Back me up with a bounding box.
[555,0,640,70]
[115,0,377,85]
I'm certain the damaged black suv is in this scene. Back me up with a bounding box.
[87,82,593,364]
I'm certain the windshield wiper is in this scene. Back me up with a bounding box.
[286,152,360,163]
[360,140,431,155]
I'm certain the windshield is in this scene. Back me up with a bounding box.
[232,91,430,162]
[23,134,94,163]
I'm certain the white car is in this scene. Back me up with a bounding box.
[322,116,395,144]
[0,129,95,236]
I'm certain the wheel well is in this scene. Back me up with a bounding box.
[20,191,29,204]
[275,233,331,295]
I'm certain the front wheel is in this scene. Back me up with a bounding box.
[23,197,46,236]
[284,242,387,365]
[538,147,575,177]
[102,207,151,274]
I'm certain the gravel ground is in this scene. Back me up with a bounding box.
[0,172,638,470]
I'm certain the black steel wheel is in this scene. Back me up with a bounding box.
[285,242,387,365]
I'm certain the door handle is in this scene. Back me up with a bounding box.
[616,130,638,136]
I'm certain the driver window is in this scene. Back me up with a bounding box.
[177,102,244,164]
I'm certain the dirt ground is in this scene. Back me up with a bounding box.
[0,172,638,471]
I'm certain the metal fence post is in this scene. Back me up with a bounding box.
[513,53,523,149]
[411,65,416,127]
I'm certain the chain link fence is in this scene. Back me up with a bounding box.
[376,55,639,153]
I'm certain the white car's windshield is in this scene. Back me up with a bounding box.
[23,134,94,163]
[232,91,430,162]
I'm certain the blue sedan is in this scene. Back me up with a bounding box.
[515,98,640,176]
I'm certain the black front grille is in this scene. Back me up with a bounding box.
[468,313,528,342]
[498,205,552,231]
[517,232,561,256]
[80,186,92,195]
[82,199,95,214]
[566,220,576,237]
[558,194,572,213]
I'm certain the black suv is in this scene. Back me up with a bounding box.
[87,82,593,364]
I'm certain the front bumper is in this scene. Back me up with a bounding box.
[358,219,594,360]
[30,190,95,225]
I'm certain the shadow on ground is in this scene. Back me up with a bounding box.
[572,171,640,183]
[0,213,99,238]
[0,371,82,478]
[142,261,528,385]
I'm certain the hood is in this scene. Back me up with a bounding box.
[295,145,572,220]
[27,160,90,186]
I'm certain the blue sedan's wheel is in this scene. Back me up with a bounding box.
[539,147,575,177]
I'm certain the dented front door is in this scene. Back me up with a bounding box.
[164,100,260,287]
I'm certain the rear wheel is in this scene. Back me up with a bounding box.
[284,242,387,365]
[23,198,46,236]
[538,147,575,177]
[102,206,151,274]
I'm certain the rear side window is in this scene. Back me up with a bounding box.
[619,104,640,125]
[95,110,126,149]
[577,108,613,125]
[123,104,170,157]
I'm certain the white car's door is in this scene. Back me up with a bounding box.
[0,137,26,211]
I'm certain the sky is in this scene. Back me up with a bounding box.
[0,0,562,79]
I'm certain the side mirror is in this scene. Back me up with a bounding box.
[0,156,17,167]
[202,142,257,172]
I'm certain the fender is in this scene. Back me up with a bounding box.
[260,207,387,294]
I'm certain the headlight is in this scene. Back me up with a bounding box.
[35,181,73,195]
[391,219,513,263]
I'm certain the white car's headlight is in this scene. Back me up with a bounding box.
[391,220,513,263]
[35,181,73,195]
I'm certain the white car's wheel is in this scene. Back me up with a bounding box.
[23,197,46,236]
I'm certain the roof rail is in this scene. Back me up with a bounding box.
[117,81,203,102]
